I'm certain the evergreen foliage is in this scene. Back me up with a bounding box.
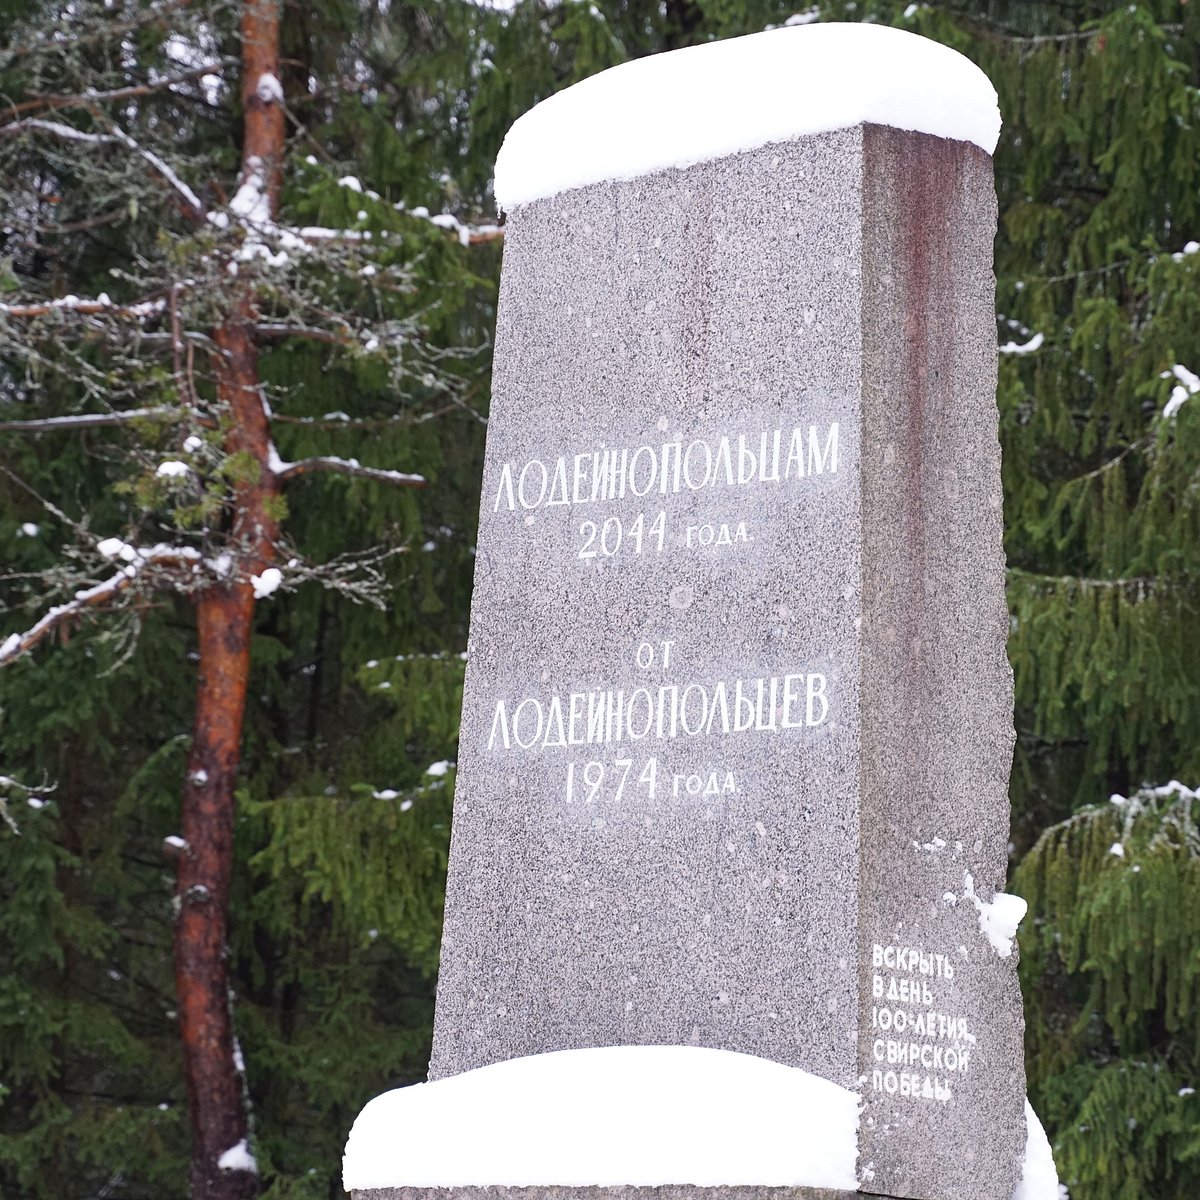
[2,0,1198,1197]
[1018,784,1200,1198]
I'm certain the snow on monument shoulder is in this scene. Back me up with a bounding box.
[493,23,1000,209]
[963,871,1028,959]
[342,1045,859,1191]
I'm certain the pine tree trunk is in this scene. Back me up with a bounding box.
[176,589,259,1200]
[173,2,284,1196]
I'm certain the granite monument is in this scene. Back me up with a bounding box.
[348,23,1030,1200]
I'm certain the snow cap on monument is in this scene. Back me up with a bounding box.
[493,22,1001,209]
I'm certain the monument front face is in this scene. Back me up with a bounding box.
[430,125,1025,1200]
[434,129,865,1091]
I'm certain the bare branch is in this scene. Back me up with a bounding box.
[272,403,462,430]
[254,322,350,346]
[285,541,412,609]
[274,455,426,488]
[3,62,230,118]
[0,407,182,433]
[0,463,86,534]
[1,118,205,219]
[31,208,126,235]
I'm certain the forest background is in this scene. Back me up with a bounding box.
[1,0,1198,1197]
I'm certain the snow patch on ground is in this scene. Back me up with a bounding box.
[494,24,1000,208]
[343,1046,860,1191]
[963,872,1028,958]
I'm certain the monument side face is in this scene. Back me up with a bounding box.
[855,127,1024,1200]
[431,129,867,1090]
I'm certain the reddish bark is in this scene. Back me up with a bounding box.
[173,2,284,1197]
[241,0,287,206]
[176,590,259,1200]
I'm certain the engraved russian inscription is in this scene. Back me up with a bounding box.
[869,942,971,1102]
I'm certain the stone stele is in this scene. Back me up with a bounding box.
[351,36,1026,1200]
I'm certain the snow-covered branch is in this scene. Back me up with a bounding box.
[0,407,184,433]
[401,206,504,247]
[0,293,167,321]
[105,123,206,217]
[0,768,52,835]
[274,456,426,487]
[216,169,506,261]
[999,331,1044,356]
[1,118,205,219]
[0,544,202,667]
[0,772,52,834]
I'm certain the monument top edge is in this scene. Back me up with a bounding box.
[493,23,1001,210]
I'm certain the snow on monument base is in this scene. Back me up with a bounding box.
[341,1049,1060,1200]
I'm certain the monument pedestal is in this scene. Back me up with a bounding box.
[353,1188,869,1200]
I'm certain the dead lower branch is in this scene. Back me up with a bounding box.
[2,62,230,119]
[274,455,426,487]
[0,117,205,220]
[0,407,183,433]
